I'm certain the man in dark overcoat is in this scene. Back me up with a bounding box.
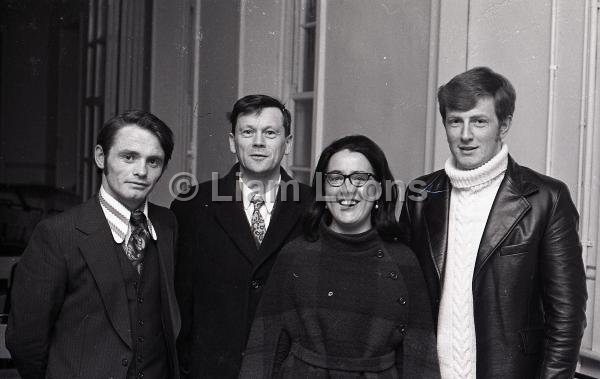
[7,110,181,378]
[171,94,312,378]
[401,67,587,378]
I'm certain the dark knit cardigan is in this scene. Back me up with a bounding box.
[239,225,439,378]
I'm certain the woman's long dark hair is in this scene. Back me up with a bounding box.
[303,135,401,242]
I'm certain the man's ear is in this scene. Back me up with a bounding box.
[94,145,105,170]
[284,134,293,155]
[228,133,237,154]
[499,115,512,139]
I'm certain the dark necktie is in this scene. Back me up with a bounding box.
[250,194,266,246]
[125,209,150,274]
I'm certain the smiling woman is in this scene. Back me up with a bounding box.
[239,135,440,378]
[323,150,380,235]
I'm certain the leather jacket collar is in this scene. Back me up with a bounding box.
[423,155,539,281]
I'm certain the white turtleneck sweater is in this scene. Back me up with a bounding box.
[437,144,509,379]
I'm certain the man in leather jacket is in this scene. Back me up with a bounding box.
[401,66,586,378]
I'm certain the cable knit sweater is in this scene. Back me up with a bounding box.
[240,224,440,378]
[437,144,509,379]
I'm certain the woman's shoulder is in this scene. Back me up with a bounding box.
[277,235,321,263]
[382,238,420,266]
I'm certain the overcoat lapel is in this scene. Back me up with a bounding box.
[423,173,451,279]
[213,168,259,263]
[256,172,304,267]
[473,158,536,281]
[149,206,181,375]
[212,166,306,266]
[76,198,132,348]
[149,204,181,336]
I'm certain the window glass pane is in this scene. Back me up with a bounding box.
[96,0,106,39]
[302,25,315,91]
[305,0,316,23]
[293,99,313,168]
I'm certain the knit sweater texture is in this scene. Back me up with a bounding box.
[437,144,509,379]
[240,224,440,378]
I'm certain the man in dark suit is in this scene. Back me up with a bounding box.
[401,67,587,378]
[7,110,181,379]
[171,94,312,378]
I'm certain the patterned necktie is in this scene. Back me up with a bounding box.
[125,209,150,274]
[250,193,266,246]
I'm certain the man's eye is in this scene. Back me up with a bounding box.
[264,130,277,138]
[241,129,254,136]
[148,159,161,168]
[447,118,461,126]
[474,119,488,126]
[123,154,133,161]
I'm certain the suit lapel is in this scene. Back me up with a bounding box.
[256,174,304,267]
[213,169,258,263]
[76,198,132,348]
[423,173,451,279]
[473,158,536,280]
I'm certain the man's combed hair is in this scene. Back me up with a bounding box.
[303,134,403,242]
[228,94,292,136]
[438,66,516,123]
[97,110,174,165]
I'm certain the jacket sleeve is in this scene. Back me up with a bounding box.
[171,199,197,378]
[239,253,291,378]
[538,183,587,378]
[6,220,68,379]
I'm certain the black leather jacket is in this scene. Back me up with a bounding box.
[400,156,587,378]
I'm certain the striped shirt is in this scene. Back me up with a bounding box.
[98,186,157,244]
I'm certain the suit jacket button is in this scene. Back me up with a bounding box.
[397,297,407,305]
[251,280,261,289]
[376,249,384,258]
[389,271,398,280]
[122,358,129,366]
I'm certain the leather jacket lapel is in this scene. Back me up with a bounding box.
[473,158,537,281]
[423,173,451,280]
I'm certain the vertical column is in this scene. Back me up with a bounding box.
[431,0,469,170]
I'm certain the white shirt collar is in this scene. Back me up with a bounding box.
[239,176,280,214]
[98,185,157,243]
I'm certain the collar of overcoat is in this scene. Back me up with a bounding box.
[212,164,307,267]
[74,196,177,349]
[423,155,539,284]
